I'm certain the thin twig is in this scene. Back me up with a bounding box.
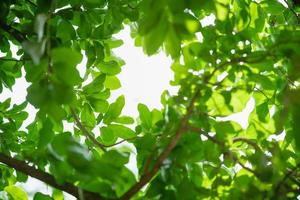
[70,108,107,151]
[0,20,26,43]
[188,126,224,146]
[283,0,300,23]
[102,137,138,148]
[0,57,24,62]
[232,137,262,152]
[254,86,280,107]
[275,163,300,195]
[188,126,258,176]
[24,0,37,7]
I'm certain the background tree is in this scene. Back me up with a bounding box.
[0,0,300,199]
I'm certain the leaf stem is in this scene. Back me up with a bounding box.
[0,20,26,43]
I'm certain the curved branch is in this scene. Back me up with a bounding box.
[232,137,262,152]
[0,153,105,200]
[70,107,107,152]
[71,108,139,150]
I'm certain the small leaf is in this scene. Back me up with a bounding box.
[256,102,269,122]
[5,185,28,200]
[38,118,54,149]
[109,124,136,139]
[81,103,96,127]
[103,95,125,124]
[33,192,53,200]
[115,116,134,124]
[97,61,121,75]
[100,126,117,145]
[104,76,121,90]
[138,103,152,130]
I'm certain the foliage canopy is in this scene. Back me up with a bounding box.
[0,0,300,199]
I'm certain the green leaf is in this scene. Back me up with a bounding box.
[38,117,54,149]
[108,124,136,139]
[256,102,269,122]
[100,126,117,145]
[103,95,125,124]
[89,99,109,113]
[143,13,168,55]
[81,103,96,127]
[51,48,83,86]
[165,25,181,58]
[4,185,28,200]
[33,193,53,200]
[138,103,152,130]
[104,75,121,90]
[115,116,134,124]
[56,20,76,42]
[83,74,106,94]
[97,61,121,75]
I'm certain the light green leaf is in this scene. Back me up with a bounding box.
[98,61,121,75]
[5,185,28,200]
[108,124,136,139]
[115,116,134,124]
[138,103,152,129]
[81,103,96,127]
[103,95,125,124]
[104,76,121,90]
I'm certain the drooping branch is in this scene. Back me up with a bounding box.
[0,153,105,200]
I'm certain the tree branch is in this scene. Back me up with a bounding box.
[0,57,28,62]
[232,137,262,152]
[275,162,300,195]
[119,52,274,199]
[188,126,258,175]
[119,89,201,200]
[70,107,107,152]
[0,21,26,43]
[0,153,105,200]
[24,0,37,7]
[283,0,300,23]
